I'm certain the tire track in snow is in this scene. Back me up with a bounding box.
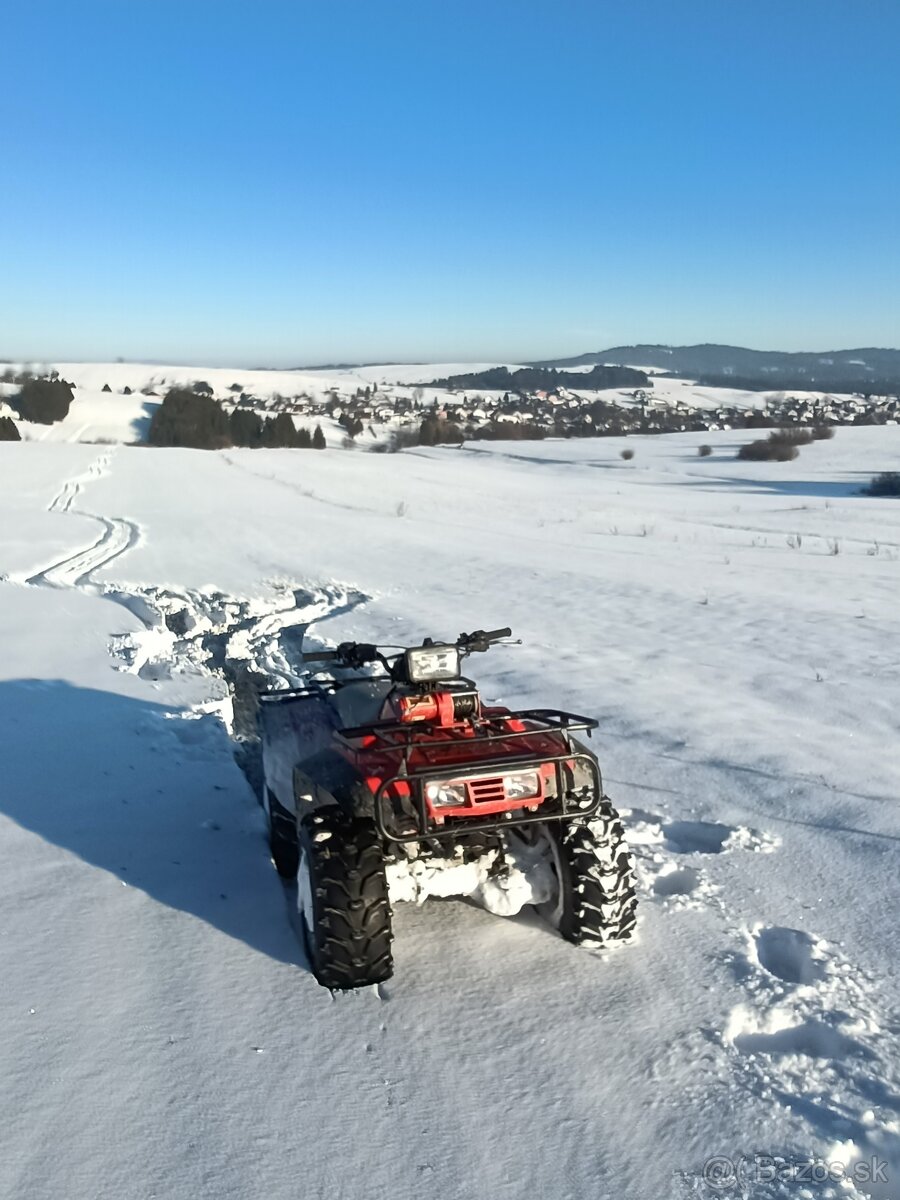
[29,449,372,705]
[19,450,371,796]
[23,450,366,694]
[24,450,139,590]
[26,513,140,588]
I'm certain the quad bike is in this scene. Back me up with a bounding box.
[258,628,637,990]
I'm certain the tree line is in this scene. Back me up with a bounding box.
[147,389,326,450]
[427,364,649,391]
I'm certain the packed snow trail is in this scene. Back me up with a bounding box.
[17,449,368,742]
[26,513,140,588]
[108,581,367,694]
[16,450,150,595]
[22,451,141,589]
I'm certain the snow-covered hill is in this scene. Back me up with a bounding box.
[1,358,870,447]
[1,428,899,1199]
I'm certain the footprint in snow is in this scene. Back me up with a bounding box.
[622,809,778,856]
[721,924,900,1192]
[663,819,732,854]
[664,818,779,855]
[625,808,776,916]
[652,865,702,898]
[726,1008,866,1061]
[753,924,829,986]
[623,811,716,909]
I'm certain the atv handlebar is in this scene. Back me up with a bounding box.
[301,628,512,670]
[302,642,379,668]
[457,627,511,653]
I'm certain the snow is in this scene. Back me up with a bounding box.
[384,840,554,914]
[1,423,899,1199]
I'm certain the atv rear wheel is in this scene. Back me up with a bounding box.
[537,804,637,947]
[297,809,393,990]
[266,789,299,879]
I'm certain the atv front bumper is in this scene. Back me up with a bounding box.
[372,748,602,843]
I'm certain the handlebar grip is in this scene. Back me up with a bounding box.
[302,650,338,663]
[482,627,512,640]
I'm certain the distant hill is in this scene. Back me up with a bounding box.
[426,364,649,392]
[530,344,900,394]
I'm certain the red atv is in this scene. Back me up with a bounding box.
[259,628,636,990]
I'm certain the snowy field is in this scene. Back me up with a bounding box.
[1,428,899,1199]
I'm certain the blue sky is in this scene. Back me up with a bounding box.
[2,0,898,365]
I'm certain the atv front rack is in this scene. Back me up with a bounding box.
[337,708,598,749]
[371,750,602,843]
[338,709,602,843]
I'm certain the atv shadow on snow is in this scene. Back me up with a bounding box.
[0,678,305,970]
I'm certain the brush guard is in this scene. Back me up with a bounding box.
[337,709,603,843]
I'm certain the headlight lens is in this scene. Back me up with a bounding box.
[425,781,467,809]
[502,770,540,800]
[406,644,460,682]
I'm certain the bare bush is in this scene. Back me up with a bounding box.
[773,427,814,447]
[388,427,422,452]
[698,444,713,457]
[737,429,806,462]
[620,448,635,461]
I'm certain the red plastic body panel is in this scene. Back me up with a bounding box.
[349,702,573,823]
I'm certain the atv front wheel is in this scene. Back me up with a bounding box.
[297,809,393,990]
[537,804,638,947]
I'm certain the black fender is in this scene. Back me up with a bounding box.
[292,748,376,821]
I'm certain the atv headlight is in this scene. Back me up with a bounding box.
[502,770,540,800]
[406,644,460,683]
[425,781,467,809]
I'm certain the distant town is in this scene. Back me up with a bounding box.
[2,358,899,450]
[240,379,900,444]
